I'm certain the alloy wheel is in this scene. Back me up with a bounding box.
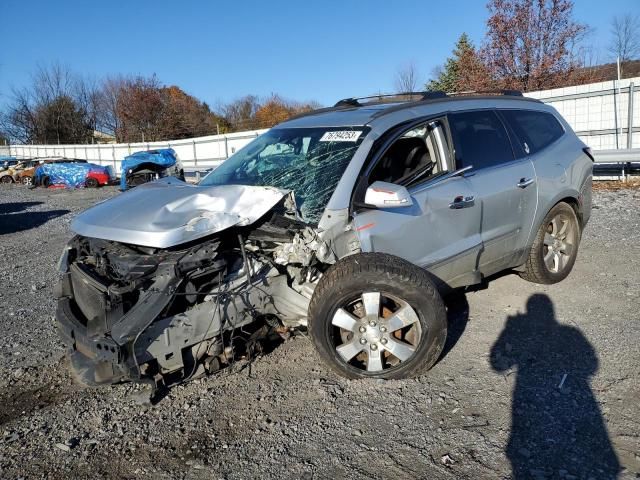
[331,292,422,373]
[542,213,577,273]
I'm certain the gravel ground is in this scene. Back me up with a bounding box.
[0,184,638,480]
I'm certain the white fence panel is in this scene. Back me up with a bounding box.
[9,130,267,174]
[525,77,639,151]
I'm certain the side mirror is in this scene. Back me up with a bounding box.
[364,181,413,208]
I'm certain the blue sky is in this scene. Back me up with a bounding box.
[1,0,638,109]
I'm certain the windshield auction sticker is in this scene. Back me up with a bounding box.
[319,130,363,142]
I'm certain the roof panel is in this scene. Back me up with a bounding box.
[277,96,543,129]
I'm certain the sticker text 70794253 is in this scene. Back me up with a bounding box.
[319,131,363,142]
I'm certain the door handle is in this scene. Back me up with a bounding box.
[517,177,535,188]
[449,195,475,209]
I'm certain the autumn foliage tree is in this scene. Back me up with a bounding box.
[95,76,230,142]
[483,0,587,91]
[115,75,165,142]
[160,86,229,139]
[253,95,317,128]
[1,65,324,144]
[223,94,319,131]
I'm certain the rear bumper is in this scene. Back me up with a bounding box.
[578,175,592,227]
[87,172,111,185]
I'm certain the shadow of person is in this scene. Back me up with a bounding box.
[0,209,70,235]
[0,201,43,215]
[490,294,620,479]
[437,290,470,363]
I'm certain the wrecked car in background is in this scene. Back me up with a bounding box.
[0,159,37,184]
[0,156,18,172]
[2,157,88,185]
[120,148,184,190]
[34,162,115,188]
[0,164,18,183]
[55,91,592,394]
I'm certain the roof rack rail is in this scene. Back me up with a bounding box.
[334,98,361,107]
[333,91,448,108]
[447,89,523,97]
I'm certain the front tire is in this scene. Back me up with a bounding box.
[519,202,581,284]
[308,253,447,379]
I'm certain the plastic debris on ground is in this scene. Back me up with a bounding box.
[120,149,177,190]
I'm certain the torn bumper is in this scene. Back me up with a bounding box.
[56,273,130,384]
[55,247,313,387]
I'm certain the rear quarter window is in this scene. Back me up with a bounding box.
[501,110,565,156]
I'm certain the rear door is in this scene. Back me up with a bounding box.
[448,109,538,275]
[352,117,483,288]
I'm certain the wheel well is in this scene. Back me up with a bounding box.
[557,196,582,227]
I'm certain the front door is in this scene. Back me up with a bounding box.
[352,118,483,288]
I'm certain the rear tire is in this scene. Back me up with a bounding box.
[21,176,33,186]
[0,175,13,184]
[519,202,580,284]
[85,177,99,188]
[308,253,447,379]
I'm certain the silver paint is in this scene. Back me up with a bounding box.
[71,177,288,248]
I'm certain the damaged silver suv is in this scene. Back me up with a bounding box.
[56,91,593,391]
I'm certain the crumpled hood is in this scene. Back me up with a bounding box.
[71,178,289,248]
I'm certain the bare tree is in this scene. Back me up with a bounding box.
[1,63,93,144]
[222,95,261,131]
[394,62,419,93]
[609,13,640,65]
[74,75,101,138]
[1,65,323,143]
[95,76,127,140]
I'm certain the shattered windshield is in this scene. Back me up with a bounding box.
[200,127,369,223]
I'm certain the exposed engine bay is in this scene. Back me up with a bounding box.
[55,198,338,393]
[125,162,169,187]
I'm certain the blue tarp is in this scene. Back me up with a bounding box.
[120,148,177,190]
[34,162,114,188]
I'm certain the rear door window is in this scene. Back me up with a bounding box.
[501,109,564,155]
[448,110,514,170]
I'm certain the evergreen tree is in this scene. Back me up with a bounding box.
[426,33,489,92]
